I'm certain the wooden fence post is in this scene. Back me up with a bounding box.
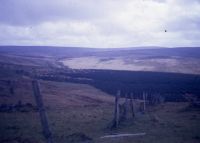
[130,93,135,118]
[32,80,53,143]
[113,90,120,128]
[143,92,146,113]
[120,94,128,121]
[122,93,129,120]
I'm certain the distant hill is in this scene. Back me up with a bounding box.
[0,45,200,101]
[0,46,200,58]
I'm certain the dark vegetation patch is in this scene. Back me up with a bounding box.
[0,101,37,113]
[0,137,35,143]
[193,135,200,140]
[40,69,200,102]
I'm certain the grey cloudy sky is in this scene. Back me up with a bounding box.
[0,0,200,48]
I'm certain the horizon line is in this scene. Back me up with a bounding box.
[0,45,200,49]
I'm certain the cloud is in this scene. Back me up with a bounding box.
[0,0,108,25]
[0,0,199,48]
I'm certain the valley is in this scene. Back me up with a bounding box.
[0,46,200,143]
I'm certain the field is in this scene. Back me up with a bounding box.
[61,55,200,74]
[0,79,200,143]
[0,46,200,143]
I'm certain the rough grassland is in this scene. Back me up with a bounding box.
[0,79,200,143]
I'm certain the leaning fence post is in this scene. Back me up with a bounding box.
[32,80,53,143]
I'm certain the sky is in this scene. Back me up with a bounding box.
[0,0,200,48]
